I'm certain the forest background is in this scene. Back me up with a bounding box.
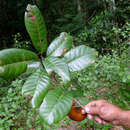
[0,0,129,129]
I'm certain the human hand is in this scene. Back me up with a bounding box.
[82,99,123,125]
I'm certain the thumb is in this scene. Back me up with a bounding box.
[84,105,99,115]
[84,100,103,115]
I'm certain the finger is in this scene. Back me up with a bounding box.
[87,114,93,120]
[84,99,105,114]
[94,116,103,124]
[110,120,120,125]
[102,121,107,125]
[94,116,107,125]
[81,109,86,114]
[84,103,99,114]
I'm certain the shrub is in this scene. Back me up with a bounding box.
[72,49,130,109]
[0,80,42,129]
[13,33,33,50]
[75,11,130,54]
[0,4,97,128]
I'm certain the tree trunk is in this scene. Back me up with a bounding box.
[76,0,82,14]
[110,0,116,11]
[76,0,87,26]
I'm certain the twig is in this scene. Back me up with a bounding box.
[88,10,96,22]
[74,98,85,110]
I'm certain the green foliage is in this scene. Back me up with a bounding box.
[75,10,130,54]
[64,45,97,72]
[39,89,73,125]
[0,49,129,129]
[115,0,130,24]
[26,61,42,73]
[47,32,73,57]
[68,49,129,129]
[25,4,47,53]
[43,56,70,82]
[0,48,38,79]
[13,33,33,50]
[0,0,129,129]
[72,49,130,109]
[21,31,96,125]
[1,0,129,52]
[22,69,50,108]
[43,0,86,41]
[0,4,97,126]
[0,80,43,129]
[0,0,32,49]
[55,13,86,34]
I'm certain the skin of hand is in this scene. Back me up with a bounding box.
[82,99,130,128]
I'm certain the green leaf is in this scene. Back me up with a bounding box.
[39,89,73,124]
[0,62,27,80]
[0,48,38,79]
[26,61,42,73]
[47,32,73,57]
[43,56,70,82]
[22,69,50,108]
[64,45,97,72]
[25,4,47,53]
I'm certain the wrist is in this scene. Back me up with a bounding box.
[118,110,130,128]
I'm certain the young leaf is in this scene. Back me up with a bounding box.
[47,32,73,57]
[39,89,73,125]
[64,45,97,72]
[43,56,70,82]
[25,4,47,53]
[22,69,50,108]
[0,48,38,79]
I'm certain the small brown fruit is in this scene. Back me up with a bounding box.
[68,103,87,121]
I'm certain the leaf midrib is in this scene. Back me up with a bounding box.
[48,37,65,56]
[47,90,64,119]
[1,60,39,67]
[66,54,93,64]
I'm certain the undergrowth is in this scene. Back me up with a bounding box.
[0,48,129,129]
[0,80,42,130]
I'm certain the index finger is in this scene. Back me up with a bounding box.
[84,99,106,115]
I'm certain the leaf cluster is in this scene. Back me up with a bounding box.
[0,4,97,127]
[75,10,130,54]
[0,80,42,130]
[72,49,130,109]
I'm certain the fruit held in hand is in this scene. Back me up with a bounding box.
[68,104,87,121]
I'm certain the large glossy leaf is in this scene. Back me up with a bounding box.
[26,61,42,73]
[43,56,70,82]
[22,69,50,108]
[64,45,97,72]
[0,48,38,79]
[47,32,73,57]
[39,89,73,124]
[25,4,47,53]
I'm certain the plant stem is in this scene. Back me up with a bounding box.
[74,98,85,110]
[40,54,45,68]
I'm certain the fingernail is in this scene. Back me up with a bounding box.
[85,107,90,113]
[88,114,92,120]
[99,120,102,124]
[82,109,86,114]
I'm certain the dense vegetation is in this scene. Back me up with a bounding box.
[0,0,129,129]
